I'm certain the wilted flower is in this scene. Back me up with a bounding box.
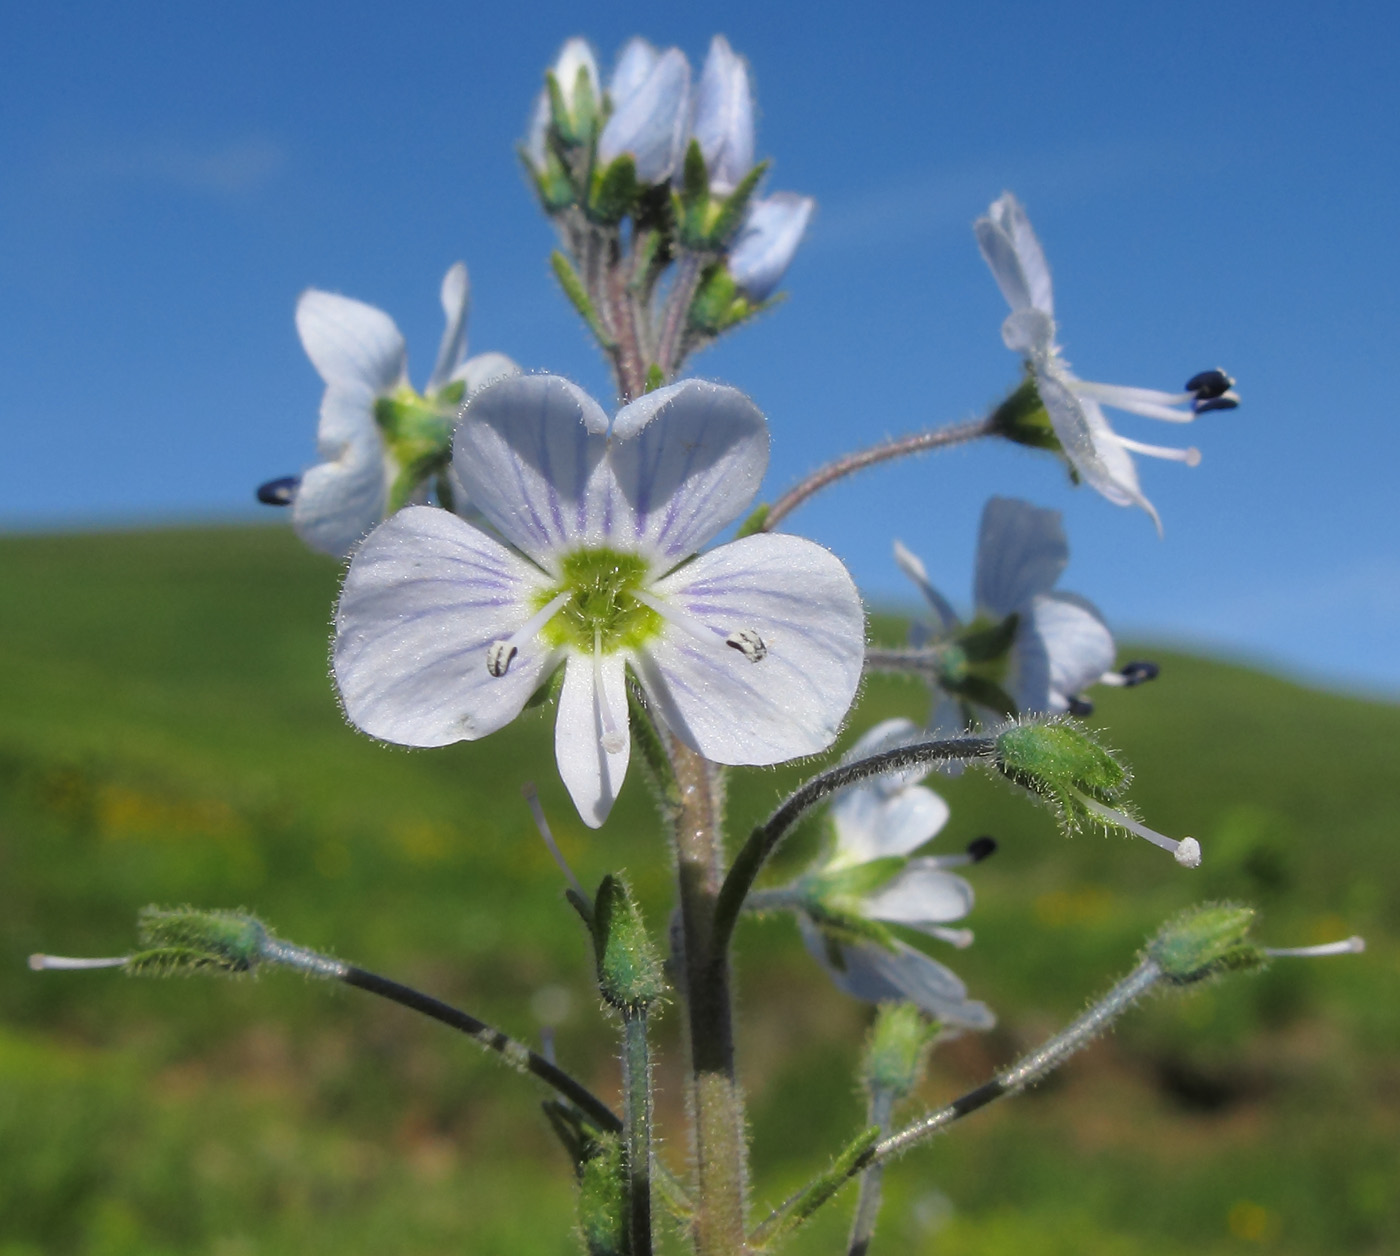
[597,38,691,184]
[976,192,1238,530]
[786,720,993,1027]
[333,374,865,827]
[270,264,516,558]
[897,497,1147,729]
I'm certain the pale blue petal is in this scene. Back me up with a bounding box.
[830,785,950,865]
[333,506,560,747]
[799,917,994,1028]
[638,534,864,764]
[1001,307,1056,356]
[608,36,658,104]
[690,35,754,192]
[453,375,617,572]
[1013,592,1115,713]
[892,539,960,633]
[598,48,690,183]
[841,717,927,795]
[974,497,1068,618]
[727,193,813,300]
[296,289,406,395]
[862,861,974,928]
[554,38,600,101]
[555,651,631,828]
[452,352,520,396]
[992,193,1054,317]
[292,428,387,558]
[427,262,470,394]
[609,379,768,567]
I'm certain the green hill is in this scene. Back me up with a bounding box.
[2,524,1396,1256]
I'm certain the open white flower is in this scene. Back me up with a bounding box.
[794,719,993,1028]
[976,192,1238,530]
[333,374,865,827]
[896,497,1130,727]
[283,264,517,557]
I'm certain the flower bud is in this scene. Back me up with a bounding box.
[598,46,690,185]
[592,875,666,1012]
[690,35,755,194]
[727,193,814,301]
[862,1002,936,1101]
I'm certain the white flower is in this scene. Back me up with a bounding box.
[689,35,755,194]
[598,39,691,184]
[333,374,865,828]
[287,263,517,558]
[796,719,993,1028]
[727,193,814,301]
[896,497,1119,725]
[976,192,1238,531]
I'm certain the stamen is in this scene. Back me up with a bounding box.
[486,590,571,677]
[1113,435,1202,466]
[632,588,764,661]
[1077,795,1201,867]
[256,475,300,506]
[521,782,588,900]
[1119,660,1159,687]
[1185,368,1235,400]
[1066,695,1094,717]
[726,629,768,662]
[592,629,627,755]
[924,836,997,871]
[1072,379,1197,422]
[1194,391,1240,414]
[1263,937,1365,958]
[966,835,998,863]
[28,954,129,971]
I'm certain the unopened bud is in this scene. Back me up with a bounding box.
[862,1002,935,1100]
[1148,903,1263,984]
[592,875,666,1012]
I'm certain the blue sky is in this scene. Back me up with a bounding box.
[3,1,1397,696]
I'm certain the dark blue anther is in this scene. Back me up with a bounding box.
[1119,660,1160,687]
[965,835,998,863]
[256,475,301,506]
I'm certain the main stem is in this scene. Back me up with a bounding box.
[671,737,749,1256]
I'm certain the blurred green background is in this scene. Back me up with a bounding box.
[2,525,1396,1255]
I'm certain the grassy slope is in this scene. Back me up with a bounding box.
[1,525,1397,1256]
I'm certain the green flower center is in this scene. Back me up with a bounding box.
[536,548,663,654]
[373,384,462,511]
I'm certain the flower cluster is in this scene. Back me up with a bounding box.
[977,193,1238,530]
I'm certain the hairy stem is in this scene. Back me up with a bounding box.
[341,966,621,1134]
[622,1011,655,1256]
[846,1088,896,1256]
[657,252,705,379]
[762,416,998,533]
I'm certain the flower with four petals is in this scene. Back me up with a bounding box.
[333,374,866,827]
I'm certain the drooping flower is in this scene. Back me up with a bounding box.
[727,193,815,301]
[269,264,517,558]
[976,192,1239,530]
[896,497,1146,729]
[783,719,993,1028]
[333,374,865,827]
[597,38,691,184]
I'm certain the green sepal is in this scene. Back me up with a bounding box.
[706,159,770,247]
[136,906,267,972]
[124,945,251,978]
[577,1131,628,1256]
[433,379,466,410]
[990,373,1061,453]
[688,263,754,335]
[804,904,902,954]
[676,140,710,246]
[1148,903,1266,985]
[520,143,578,212]
[592,874,666,1012]
[588,154,639,224]
[373,391,455,512]
[550,251,617,349]
[568,64,599,147]
[628,230,667,296]
[994,719,1131,836]
[806,856,906,903]
[862,1002,937,1100]
[734,502,769,538]
[959,612,1019,664]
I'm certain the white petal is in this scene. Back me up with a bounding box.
[427,262,470,394]
[292,428,387,558]
[830,785,950,865]
[638,533,864,764]
[974,496,1068,618]
[1013,592,1115,713]
[553,38,600,100]
[555,651,631,828]
[525,89,550,167]
[453,374,616,571]
[333,506,560,747]
[608,36,659,104]
[452,351,520,395]
[799,917,994,1028]
[296,289,406,395]
[975,214,1030,312]
[991,192,1053,317]
[598,47,690,183]
[892,539,960,632]
[727,193,814,301]
[863,861,974,928]
[1001,307,1056,357]
[690,34,754,192]
[609,379,768,568]
[1037,369,1161,531]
